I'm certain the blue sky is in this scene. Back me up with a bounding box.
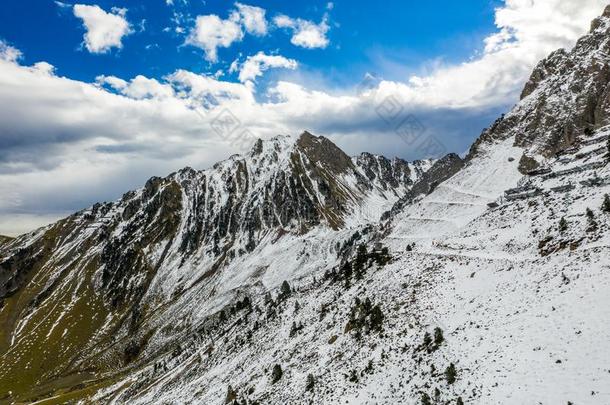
[0,1,500,85]
[0,0,607,235]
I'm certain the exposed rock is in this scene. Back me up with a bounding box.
[468,9,610,161]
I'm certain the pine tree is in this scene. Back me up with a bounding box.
[602,194,610,213]
[369,305,384,332]
[445,363,457,384]
[423,332,432,348]
[271,364,283,384]
[421,393,432,405]
[559,217,568,232]
[586,208,598,232]
[305,373,315,391]
[280,280,291,297]
[456,397,464,405]
[434,327,444,345]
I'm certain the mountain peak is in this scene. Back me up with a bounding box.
[295,131,354,174]
[468,5,610,172]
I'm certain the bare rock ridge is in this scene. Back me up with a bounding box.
[468,7,610,172]
[381,153,465,221]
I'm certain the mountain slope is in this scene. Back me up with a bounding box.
[0,132,433,403]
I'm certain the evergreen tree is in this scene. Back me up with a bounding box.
[305,373,315,391]
[280,280,291,297]
[354,244,368,275]
[271,364,283,384]
[456,397,464,405]
[421,393,432,405]
[559,217,568,233]
[434,327,444,345]
[369,305,384,332]
[445,363,457,384]
[602,194,610,213]
[586,208,598,231]
[423,332,432,348]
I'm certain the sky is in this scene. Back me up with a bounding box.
[0,0,608,236]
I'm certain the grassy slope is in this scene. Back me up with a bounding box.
[0,222,123,403]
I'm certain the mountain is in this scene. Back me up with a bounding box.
[0,131,434,403]
[2,7,610,405]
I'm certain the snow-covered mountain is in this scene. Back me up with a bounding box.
[1,6,610,405]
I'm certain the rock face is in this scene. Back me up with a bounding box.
[381,153,464,221]
[468,11,610,172]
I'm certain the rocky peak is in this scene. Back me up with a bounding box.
[295,131,354,174]
[468,6,610,173]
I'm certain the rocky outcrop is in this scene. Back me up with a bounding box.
[381,153,464,220]
[468,6,610,172]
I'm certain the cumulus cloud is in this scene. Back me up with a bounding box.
[0,0,608,235]
[73,4,133,53]
[233,3,268,36]
[273,14,330,49]
[385,0,608,109]
[186,3,269,62]
[231,52,298,83]
[186,14,244,62]
[96,75,175,99]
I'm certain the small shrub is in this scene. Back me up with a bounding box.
[225,385,237,404]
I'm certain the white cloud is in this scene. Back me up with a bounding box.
[232,52,298,83]
[383,0,609,109]
[97,75,175,99]
[73,4,133,53]
[186,14,244,62]
[1,0,608,235]
[273,14,330,49]
[233,3,268,36]
[187,4,270,62]
[0,40,22,62]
